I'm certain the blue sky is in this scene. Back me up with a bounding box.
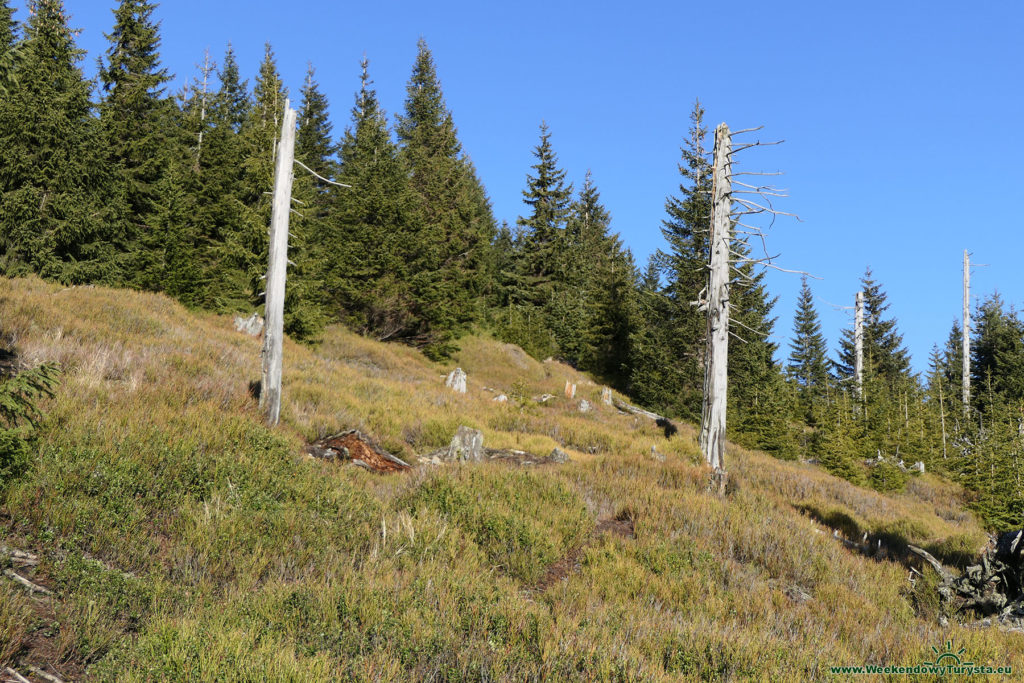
[14,1,1024,371]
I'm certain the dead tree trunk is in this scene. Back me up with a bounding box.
[854,291,864,398]
[963,249,970,414]
[260,99,297,427]
[699,123,732,476]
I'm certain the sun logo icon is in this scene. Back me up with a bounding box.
[921,640,974,668]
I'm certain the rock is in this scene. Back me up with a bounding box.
[564,381,576,399]
[650,445,666,462]
[446,426,484,462]
[578,399,592,413]
[911,461,925,473]
[493,394,508,403]
[535,394,555,403]
[233,312,264,336]
[601,386,613,405]
[550,448,569,463]
[445,367,467,393]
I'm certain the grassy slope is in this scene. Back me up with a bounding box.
[0,275,1019,681]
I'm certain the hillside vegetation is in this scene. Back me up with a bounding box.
[0,276,1021,681]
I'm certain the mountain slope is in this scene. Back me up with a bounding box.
[0,275,1019,681]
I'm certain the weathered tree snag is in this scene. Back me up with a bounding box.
[854,291,864,398]
[699,123,732,476]
[963,249,970,413]
[260,100,297,427]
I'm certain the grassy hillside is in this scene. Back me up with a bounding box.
[0,275,1020,681]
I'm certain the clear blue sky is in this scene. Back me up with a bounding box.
[15,1,1024,371]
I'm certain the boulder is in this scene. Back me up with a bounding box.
[550,447,569,463]
[446,426,484,462]
[493,394,508,403]
[445,367,467,393]
[578,399,592,413]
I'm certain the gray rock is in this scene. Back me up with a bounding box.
[493,394,508,403]
[445,367,467,393]
[233,312,264,336]
[578,399,592,413]
[446,426,484,462]
[550,447,569,463]
[650,445,666,462]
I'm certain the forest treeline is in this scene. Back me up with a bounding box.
[2,0,1023,529]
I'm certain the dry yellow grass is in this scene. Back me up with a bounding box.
[0,275,1020,681]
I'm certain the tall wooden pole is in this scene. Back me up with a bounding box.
[854,291,864,398]
[699,123,731,476]
[962,249,970,414]
[260,99,297,427]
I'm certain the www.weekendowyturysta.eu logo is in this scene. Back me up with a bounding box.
[829,640,1012,676]
[920,640,974,669]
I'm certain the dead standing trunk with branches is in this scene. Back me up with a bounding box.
[699,123,732,480]
[696,122,802,493]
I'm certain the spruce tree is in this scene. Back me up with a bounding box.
[170,43,251,310]
[296,63,336,187]
[98,0,173,286]
[396,39,495,355]
[0,1,14,53]
[0,1,19,97]
[515,122,573,298]
[216,43,249,132]
[836,267,912,385]
[0,0,117,283]
[630,101,712,420]
[787,276,831,415]
[328,57,417,339]
[971,294,1024,411]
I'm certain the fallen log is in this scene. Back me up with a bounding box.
[3,569,52,596]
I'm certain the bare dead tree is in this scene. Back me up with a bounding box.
[855,291,864,398]
[699,123,732,480]
[963,249,970,414]
[260,100,297,427]
[694,123,803,492]
[194,48,214,169]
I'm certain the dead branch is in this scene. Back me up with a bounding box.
[729,139,785,154]
[27,667,65,683]
[729,125,764,135]
[0,546,39,565]
[3,569,52,596]
[907,545,955,584]
[4,668,29,683]
[729,317,770,338]
[731,196,800,218]
[294,159,351,188]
